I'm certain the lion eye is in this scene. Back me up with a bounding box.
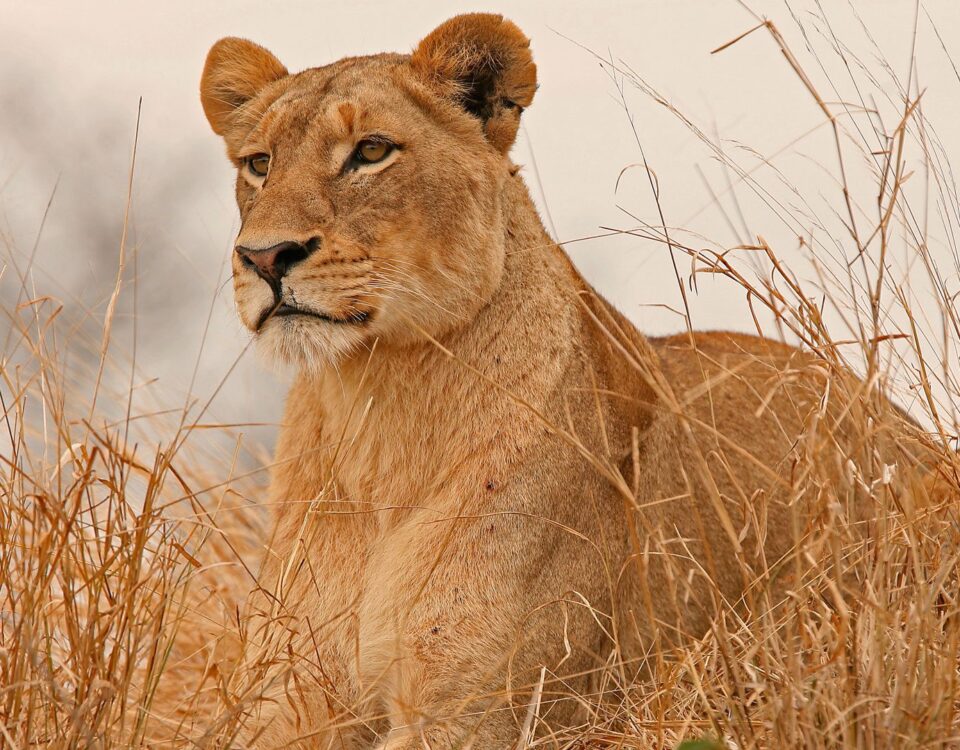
[354,140,392,165]
[246,154,270,178]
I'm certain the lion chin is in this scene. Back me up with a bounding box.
[254,315,368,373]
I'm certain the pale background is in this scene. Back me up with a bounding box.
[2,1,958,439]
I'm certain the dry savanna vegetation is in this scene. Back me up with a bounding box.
[2,8,959,749]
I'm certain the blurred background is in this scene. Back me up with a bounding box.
[2,0,959,442]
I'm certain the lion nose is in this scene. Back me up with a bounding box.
[235,238,319,283]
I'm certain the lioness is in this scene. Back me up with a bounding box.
[199,14,864,748]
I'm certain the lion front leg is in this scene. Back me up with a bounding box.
[358,498,614,750]
[237,493,382,749]
[235,600,380,749]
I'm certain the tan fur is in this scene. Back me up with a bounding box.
[199,15,870,748]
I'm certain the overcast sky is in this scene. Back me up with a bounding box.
[2,0,959,433]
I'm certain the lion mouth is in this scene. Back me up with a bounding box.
[255,302,371,332]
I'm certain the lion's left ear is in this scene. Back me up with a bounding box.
[411,13,537,153]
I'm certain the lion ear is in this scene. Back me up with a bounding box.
[411,14,537,153]
[200,37,288,136]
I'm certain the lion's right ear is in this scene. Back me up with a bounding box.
[200,38,288,135]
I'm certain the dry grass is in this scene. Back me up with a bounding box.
[3,6,960,749]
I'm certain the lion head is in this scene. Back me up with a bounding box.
[200,14,537,370]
